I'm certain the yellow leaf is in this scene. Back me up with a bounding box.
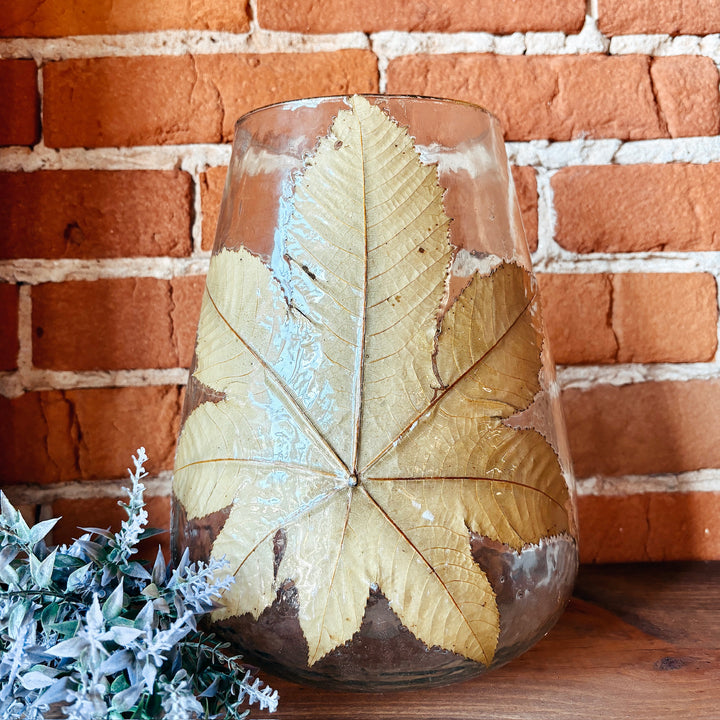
[174,95,570,667]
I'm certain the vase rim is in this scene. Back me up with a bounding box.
[234,93,501,129]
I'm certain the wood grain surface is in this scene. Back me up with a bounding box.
[252,562,720,720]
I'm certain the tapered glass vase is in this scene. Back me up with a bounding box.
[172,95,578,691]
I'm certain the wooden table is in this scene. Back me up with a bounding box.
[254,563,720,720]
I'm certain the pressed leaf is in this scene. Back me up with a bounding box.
[174,95,570,667]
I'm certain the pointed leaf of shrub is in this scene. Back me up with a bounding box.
[100,648,135,675]
[174,95,570,667]
[29,517,59,545]
[0,545,18,573]
[112,683,143,712]
[66,562,92,592]
[151,547,166,584]
[106,626,144,645]
[20,671,55,690]
[8,600,31,638]
[103,579,125,620]
[123,561,151,580]
[79,526,114,539]
[35,677,70,707]
[0,490,17,519]
[49,619,79,638]
[47,635,87,658]
[35,549,56,589]
[41,602,60,632]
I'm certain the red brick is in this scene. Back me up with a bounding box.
[387,54,717,141]
[32,276,205,371]
[537,274,618,364]
[43,52,378,148]
[579,493,720,563]
[563,380,720,478]
[0,60,39,146]
[0,386,182,484]
[650,57,720,138]
[171,276,206,368]
[258,0,584,33]
[539,273,717,365]
[52,495,171,561]
[578,494,651,564]
[553,164,720,253]
[200,166,228,252]
[0,284,19,371]
[598,0,720,36]
[612,273,717,363]
[0,171,192,259]
[0,0,249,36]
[511,166,538,253]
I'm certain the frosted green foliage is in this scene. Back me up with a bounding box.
[0,449,279,720]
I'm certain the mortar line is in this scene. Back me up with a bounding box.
[190,166,205,255]
[0,367,189,400]
[7,137,720,175]
[3,27,720,62]
[577,469,720,496]
[1,473,174,505]
[558,362,720,389]
[15,284,33,396]
[532,168,557,263]
[0,257,211,285]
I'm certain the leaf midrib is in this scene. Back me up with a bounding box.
[349,95,369,479]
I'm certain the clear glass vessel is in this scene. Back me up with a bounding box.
[172,95,578,691]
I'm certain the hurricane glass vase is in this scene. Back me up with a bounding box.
[172,94,578,691]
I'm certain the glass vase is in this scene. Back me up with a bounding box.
[172,95,578,691]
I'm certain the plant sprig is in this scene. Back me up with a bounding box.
[0,448,278,720]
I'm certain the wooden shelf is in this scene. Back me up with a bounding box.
[254,562,720,720]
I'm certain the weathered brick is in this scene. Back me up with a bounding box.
[0,170,192,259]
[537,274,618,364]
[538,273,717,364]
[0,60,39,146]
[0,386,182,484]
[52,495,171,560]
[598,0,720,36]
[650,57,720,138]
[579,493,720,563]
[553,164,720,253]
[387,54,717,141]
[0,0,249,36]
[511,166,538,253]
[43,52,378,148]
[563,380,720,478]
[612,273,717,363]
[32,276,205,371]
[258,0,585,33]
[171,276,207,368]
[200,166,228,252]
[0,284,19,371]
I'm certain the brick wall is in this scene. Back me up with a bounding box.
[1,0,719,563]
